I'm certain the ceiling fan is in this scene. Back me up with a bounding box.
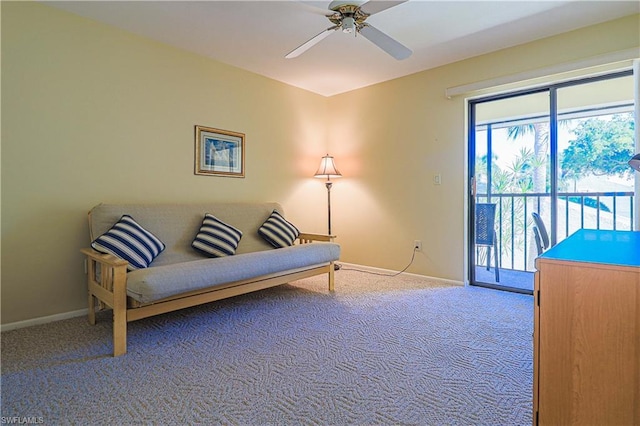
[286,0,412,60]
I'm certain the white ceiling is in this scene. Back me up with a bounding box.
[46,0,639,97]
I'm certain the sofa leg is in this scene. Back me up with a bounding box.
[88,292,97,326]
[112,266,128,356]
[328,262,335,292]
[113,307,127,356]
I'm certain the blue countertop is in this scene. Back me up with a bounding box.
[539,229,640,268]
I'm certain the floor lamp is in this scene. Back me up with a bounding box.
[314,154,342,236]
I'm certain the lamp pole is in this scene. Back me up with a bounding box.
[325,180,333,235]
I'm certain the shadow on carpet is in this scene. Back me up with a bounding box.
[1,270,533,425]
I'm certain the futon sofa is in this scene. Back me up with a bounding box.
[80,202,340,356]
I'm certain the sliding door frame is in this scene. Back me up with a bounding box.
[467,69,634,293]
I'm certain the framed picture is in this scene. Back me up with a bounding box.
[195,125,245,177]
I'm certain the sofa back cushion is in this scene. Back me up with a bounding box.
[88,202,281,267]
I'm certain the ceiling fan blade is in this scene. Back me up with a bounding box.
[359,23,412,60]
[293,1,334,16]
[359,0,408,16]
[285,25,340,59]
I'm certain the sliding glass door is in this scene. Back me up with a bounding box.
[468,70,635,294]
[470,90,550,293]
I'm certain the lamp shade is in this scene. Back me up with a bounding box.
[629,153,640,172]
[314,154,342,179]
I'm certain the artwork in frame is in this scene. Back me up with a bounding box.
[195,125,245,177]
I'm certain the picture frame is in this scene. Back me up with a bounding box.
[195,125,245,177]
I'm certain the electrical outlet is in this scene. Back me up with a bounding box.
[414,240,422,251]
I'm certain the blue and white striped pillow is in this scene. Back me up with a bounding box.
[258,210,300,248]
[91,215,165,271]
[192,214,243,257]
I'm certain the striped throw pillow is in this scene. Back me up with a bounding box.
[258,210,300,248]
[192,214,243,257]
[91,215,165,271]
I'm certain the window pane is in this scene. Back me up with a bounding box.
[557,75,635,235]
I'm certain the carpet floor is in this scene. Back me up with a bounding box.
[1,269,533,425]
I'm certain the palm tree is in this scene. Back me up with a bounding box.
[507,122,549,269]
[508,122,549,194]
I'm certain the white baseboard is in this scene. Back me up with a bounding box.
[338,262,464,287]
[1,308,88,332]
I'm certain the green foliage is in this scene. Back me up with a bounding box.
[508,122,549,144]
[560,113,635,180]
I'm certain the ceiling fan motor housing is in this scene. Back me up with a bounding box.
[328,3,370,33]
[328,1,367,11]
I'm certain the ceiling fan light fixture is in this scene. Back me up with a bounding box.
[342,16,355,33]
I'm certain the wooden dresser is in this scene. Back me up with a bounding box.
[533,229,640,425]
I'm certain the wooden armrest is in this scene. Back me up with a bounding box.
[80,248,129,267]
[81,247,128,356]
[298,233,335,243]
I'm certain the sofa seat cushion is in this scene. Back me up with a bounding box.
[126,242,340,304]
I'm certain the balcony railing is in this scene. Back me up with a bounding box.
[476,191,635,272]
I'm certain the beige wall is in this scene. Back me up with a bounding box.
[1,2,329,324]
[2,1,638,324]
[324,14,639,280]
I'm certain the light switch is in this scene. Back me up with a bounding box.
[434,174,442,185]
